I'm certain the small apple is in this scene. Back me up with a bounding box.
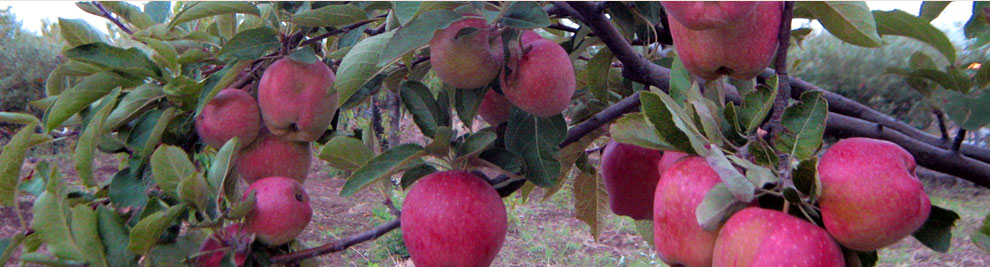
[818,137,931,251]
[653,156,725,266]
[242,176,313,246]
[599,140,664,220]
[195,88,261,149]
[257,57,338,142]
[429,16,504,89]
[401,171,507,266]
[713,207,844,266]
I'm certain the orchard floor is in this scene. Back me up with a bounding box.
[2,141,989,266]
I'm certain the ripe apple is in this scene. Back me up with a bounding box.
[652,156,725,266]
[817,137,931,251]
[713,207,844,266]
[242,176,313,246]
[661,1,759,30]
[401,171,508,266]
[195,88,261,149]
[666,1,781,80]
[499,32,576,117]
[429,16,503,89]
[235,130,312,184]
[197,223,250,267]
[477,89,512,126]
[257,57,338,142]
[599,140,664,220]
[657,151,689,175]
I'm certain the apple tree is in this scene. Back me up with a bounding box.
[1,1,989,266]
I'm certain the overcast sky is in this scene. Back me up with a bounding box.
[0,1,977,42]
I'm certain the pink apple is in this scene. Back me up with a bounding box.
[599,140,664,220]
[242,176,313,246]
[713,207,844,266]
[195,88,261,149]
[499,32,576,117]
[661,1,759,30]
[429,16,504,89]
[257,57,338,142]
[477,89,512,126]
[653,156,724,266]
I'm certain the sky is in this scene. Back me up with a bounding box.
[0,1,977,41]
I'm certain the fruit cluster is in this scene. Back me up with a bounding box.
[194,56,334,264]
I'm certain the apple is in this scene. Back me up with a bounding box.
[257,57,338,142]
[242,176,313,246]
[599,140,664,220]
[661,1,759,30]
[477,89,512,126]
[666,1,781,80]
[401,171,507,266]
[429,16,504,89]
[197,224,250,267]
[499,32,576,117]
[652,156,725,266]
[712,207,844,266]
[657,151,690,175]
[234,129,312,184]
[195,88,261,149]
[817,137,931,251]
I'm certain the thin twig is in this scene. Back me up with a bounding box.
[934,109,950,140]
[270,219,401,263]
[92,1,133,35]
[952,129,966,153]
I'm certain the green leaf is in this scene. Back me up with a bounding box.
[150,145,196,199]
[178,173,210,211]
[0,233,25,264]
[97,206,137,267]
[425,127,453,156]
[31,190,86,262]
[292,4,368,27]
[109,166,150,209]
[797,1,882,47]
[208,137,239,201]
[217,27,279,61]
[378,9,460,67]
[454,87,486,128]
[58,18,108,48]
[100,1,155,30]
[919,1,951,22]
[127,204,187,255]
[587,48,614,103]
[135,108,177,162]
[144,1,172,23]
[912,205,960,252]
[573,170,608,241]
[945,90,990,131]
[479,148,524,174]
[455,131,497,161]
[792,158,819,198]
[775,91,828,160]
[874,10,956,64]
[226,192,255,220]
[340,144,427,196]
[70,205,108,267]
[500,2,551,29]
[633,219,655,248]
[0,112,41,125]
[696,183,751,231]
[105,83,165,132]
[318,136,375,171]
[75,88,121,187]
[336,31,396,105]
[669,57,691,103]
[609,113,676,151]
[964,2,990,46]
[400,164,437,189]
[169,2,260,29]
[400,81,449,137]
[414,2,465,19]
[737,76,778,134]
[703,147,756,203]
[639,91,701,154]
[505,109,567,187]
[46,71,142,131]
[0,122,38,206]
[65,43,162,79]
[135,36,179,70]
[978,61,990,89]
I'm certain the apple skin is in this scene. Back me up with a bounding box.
[713,207,844,267]
[401,171,508,267]
[599,140,665,220]
[195,88,261,149]
[661,1,759,30]
[235,130,312,184]
[257,57,338,142]
[657,151,690,175]
[429,16,504,89]
[477,89,512,126]
[197,224,250,267]
[667,1,781,80]
[242,176,313,246]
[817,137,931,251]
[652,156,725,267]
[499,33,576,117]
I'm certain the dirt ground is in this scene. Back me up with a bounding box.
[2,135,989,266]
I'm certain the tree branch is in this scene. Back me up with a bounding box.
[952,129,966,153]
[933,109,950,141]
[298,15,385,47]
[92,1,133,35]
[765,2,795,144]
[270,219,400,263]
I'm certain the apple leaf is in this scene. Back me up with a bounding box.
[573,170,608,241]
[178,173,211,212]
[912,205,961,252]
[319,136,375,171]
[217,27,279,61]
[105,83,165,132]
[127,204,188,255]
[633,219,655,248]
[500,2,550,29]
[168,1,259,29]
[797,1,882,47]
[919,1,950,22]
[100,1,154,30]
[341,144,427,196]
[776,91,828,160]
[400,81,451,138]
[336,31,395,107]
[378,9,460,67]
[964,2,990,47]
[874,10,956,64]
[610,113,677,151]
[31,176,87,262]
[208,137,239,202]
[792,158,819,199]
[97,206,137,267]
[0,233,25,264]
[455,131,497,161]
[454,87,487,128]
[0,122,38,206]
[587,48,614,103]
[400,164,438,190]
[425,126,454,156]
[704,147,756,203]
[736,76,778,134]
[58,18,108,48]
[75,88,121,187]
[65,43,162,79]
[69,205,107,266]
[292,4,368,27]
[0,112,40,125]
[696,183,751,231]
[150,145,195,199]
[505,109,567,188]
[639,92,697,154]
[545,127,606,202]
[45,71,142,132]
[478,148,524,174]
[944,90,990,131]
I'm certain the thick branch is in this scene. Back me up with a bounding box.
[765,2,795,143]
[560,92,642,148]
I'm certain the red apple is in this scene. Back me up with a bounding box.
[235,129,312,184]
[401,171,507,266]
[258,57,338,142]
[499,33,576,117]
[195,88,261,149]
[666,1,781,80]
[657,151,690,175]
[477,89,512,126]
[661,1,759,30]
[653,156,724,267]
[818,137,931,251]
[429,16,504,89]
[197,224,250,267]
[599,140,664,220]
[242,176,313,246]
[712,207,844,267]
